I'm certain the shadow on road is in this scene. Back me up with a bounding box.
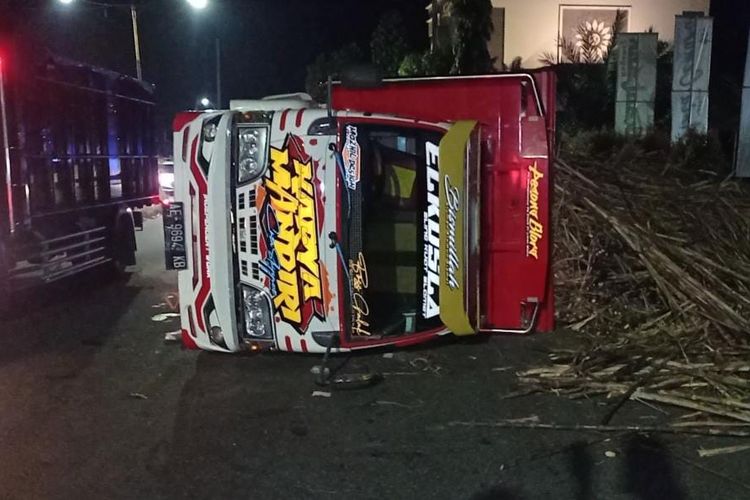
[565,433,687,500]
[159,351,312,497]
[0,267,141,368]
[569,440,595,500]
[467,434,687,500]
[158,332,691,499]
[623,434,687,500]
[470,485,524,500]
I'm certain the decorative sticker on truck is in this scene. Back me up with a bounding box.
[422,141,440,318]
[443,175,460,290]
[258,134,326,333]
[349,251,371,336]
[437,120,476,336]
[189,137,212,334]
[526,161,545,259]
[342,124,361,190]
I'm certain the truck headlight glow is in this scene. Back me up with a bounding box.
[158,172,175,189]
[241,285,273,340]
[237,126,268,184]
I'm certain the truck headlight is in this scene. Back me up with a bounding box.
[241,285,273,340]
[237,126,268,184]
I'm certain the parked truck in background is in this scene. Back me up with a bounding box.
[0,41,158,311]
[169,71,555,353]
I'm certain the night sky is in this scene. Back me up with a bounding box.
[2,0,430,129]
[2,0,749,135]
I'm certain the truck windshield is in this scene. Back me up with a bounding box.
[341,123,444,339]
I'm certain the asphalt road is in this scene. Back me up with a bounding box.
[1,216,749,500]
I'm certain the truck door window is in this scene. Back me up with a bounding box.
[343,124,444,339]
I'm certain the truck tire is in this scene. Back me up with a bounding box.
[108,209,137,277]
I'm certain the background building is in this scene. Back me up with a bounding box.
[427,0,711,68]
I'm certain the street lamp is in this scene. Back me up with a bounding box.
[56,0,142,80]
[55,0,210,81]
[130,5,142,80]
[200,97,211,108]
[186,0,208,9]
[184,0,220,107]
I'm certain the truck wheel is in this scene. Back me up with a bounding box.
[108,210,137,278]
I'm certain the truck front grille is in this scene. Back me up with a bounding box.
[248,214,258,254]
[239,217,247,253]
[236,186,262,284]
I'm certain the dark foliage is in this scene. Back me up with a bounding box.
[556,64,613,132]
[449,0,494,74]
[370,10,409,77]
[304,42,365,102]
[397,46,453,77]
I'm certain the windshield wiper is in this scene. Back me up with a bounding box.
[329,231,353,304]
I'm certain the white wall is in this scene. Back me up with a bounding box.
[492,0,710,68]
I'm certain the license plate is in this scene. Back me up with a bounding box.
[163,202,188,270]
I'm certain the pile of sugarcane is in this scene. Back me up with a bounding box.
[518,140,750,424]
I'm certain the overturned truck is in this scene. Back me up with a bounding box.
[168,71,556,352]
